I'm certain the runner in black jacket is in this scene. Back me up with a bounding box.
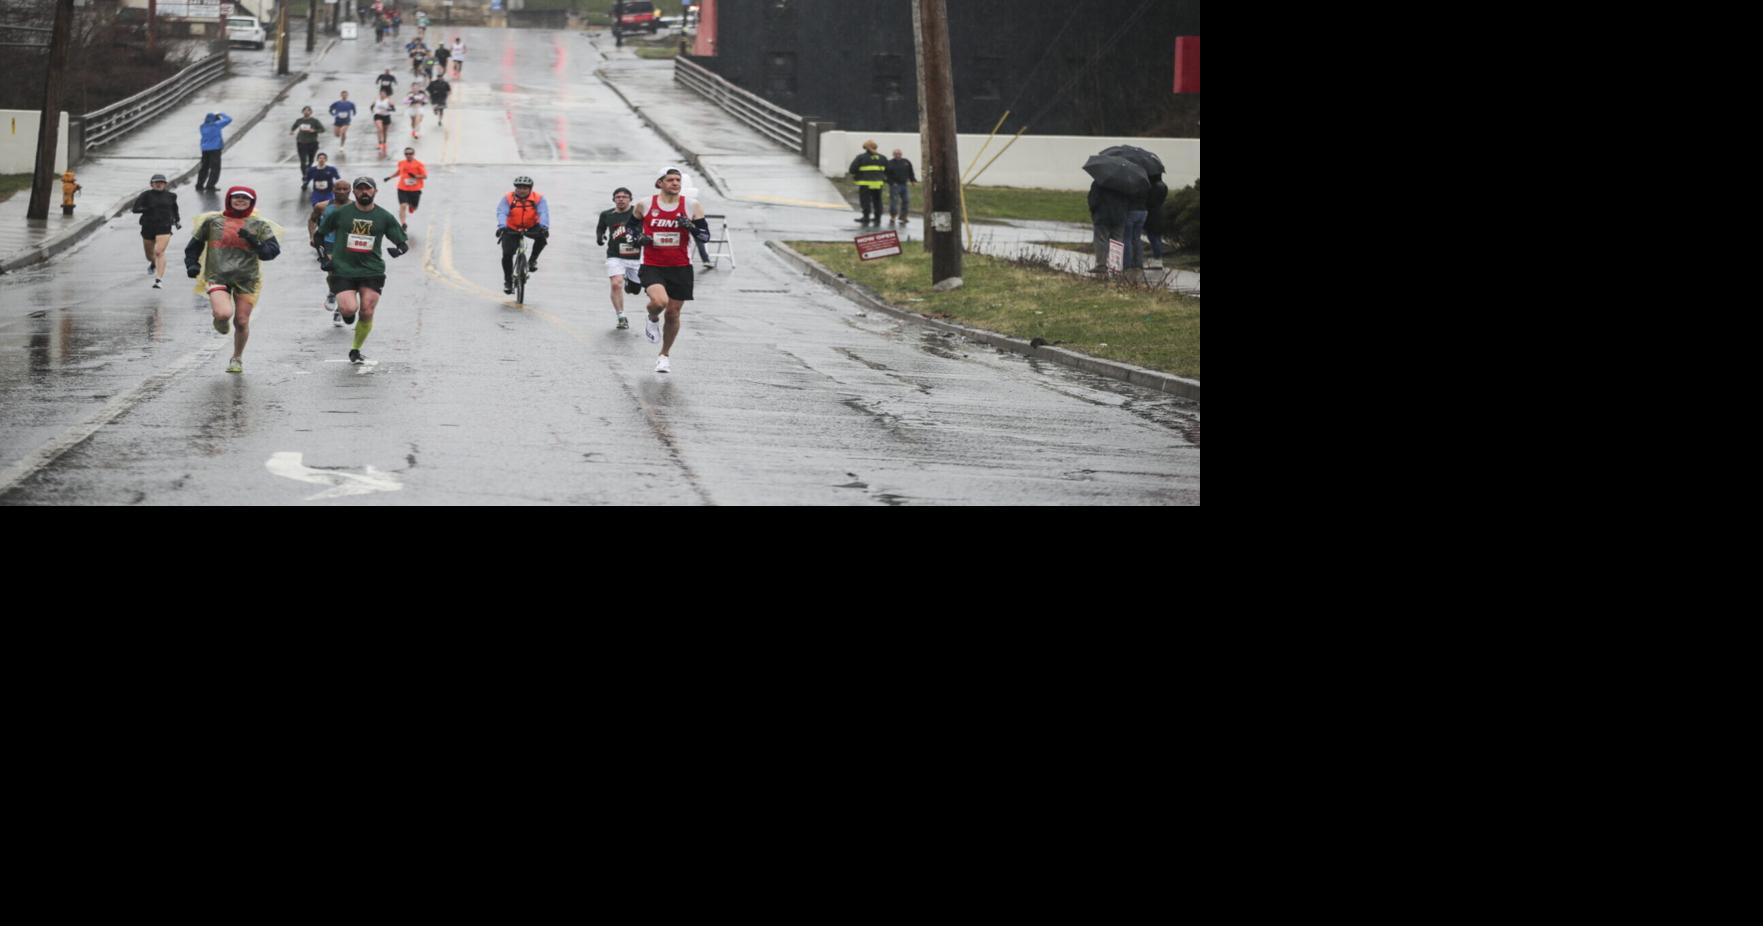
[131,172,181,289]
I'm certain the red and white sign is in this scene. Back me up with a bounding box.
[855,230,902,261]
[1107,238,1124,271]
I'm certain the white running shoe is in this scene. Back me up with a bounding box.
[615,313,629,330]
[326,293,337,309]
[333,310,344,327]
[152,279,162,289]
[654,355,670,373]
[644,316,660,344]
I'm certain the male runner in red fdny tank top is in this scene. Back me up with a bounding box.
[628,166,710,374]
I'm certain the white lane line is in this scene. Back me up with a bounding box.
[266,451,403,500]
[0,340,227,496]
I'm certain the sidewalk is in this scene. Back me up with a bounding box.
[0,40,335,274]
[589,36,1197,296]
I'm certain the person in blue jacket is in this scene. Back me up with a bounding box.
[195,112,232,192]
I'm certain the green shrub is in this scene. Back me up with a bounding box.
[1161,177,1200,251]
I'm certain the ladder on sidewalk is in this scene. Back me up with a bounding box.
[701,214,735,271]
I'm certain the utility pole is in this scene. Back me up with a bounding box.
[27,0,74,222]
[276,1,290,74]
[148,0,158,52]
[916,0,961,287]
[912,0,929,252]
[307,0,316,51]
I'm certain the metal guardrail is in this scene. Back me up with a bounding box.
[673,55,803,154]
[80,50,229,151]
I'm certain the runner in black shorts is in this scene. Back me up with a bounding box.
[630,166,711,373]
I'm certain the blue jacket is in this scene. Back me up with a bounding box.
[200,113,232,152]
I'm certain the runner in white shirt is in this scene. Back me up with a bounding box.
[450,37,467,78]
[405,84,428,139]
[372,91,398,155]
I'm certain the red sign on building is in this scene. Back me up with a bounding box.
[1174,36,1200,94]
[855,230,902,261]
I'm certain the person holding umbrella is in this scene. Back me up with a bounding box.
[1083,153,1147,275]
[1101,146,1165,271]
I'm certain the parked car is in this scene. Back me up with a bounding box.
[227,16,266,50]
[614,1,660,35]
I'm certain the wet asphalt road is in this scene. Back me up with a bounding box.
[0,28,1199,505]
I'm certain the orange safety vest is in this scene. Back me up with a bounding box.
[504,191,543,230]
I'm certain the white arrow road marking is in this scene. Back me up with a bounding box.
[266,452,404,500]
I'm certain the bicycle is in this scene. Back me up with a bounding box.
[512,233,532,304]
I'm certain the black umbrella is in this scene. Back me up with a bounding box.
[1099,145,1166,178]
[1083,154,1150,197]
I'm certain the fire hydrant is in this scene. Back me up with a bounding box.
[60,170,81,216]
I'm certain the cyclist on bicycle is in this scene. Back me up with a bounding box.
[496,175,550,295]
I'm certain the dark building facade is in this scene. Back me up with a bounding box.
[693,0,1200,138]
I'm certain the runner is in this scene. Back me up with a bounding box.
[595,186,641,330]
[328,90,357,150]
[376,68,399,99]
[182,186,283,374]
[426,73,451,126]
[317,184,350,320]
[290,106,325,185]
[450,36,466,78]
[384,145,426,231]
[404,82,428,139]
[434,41,450,78]
[371,90,397,157]
[304,151,342,246]
[130,172,180,289]
[313,178,409,365]
[496,175,549,295]
[629,166,711,373]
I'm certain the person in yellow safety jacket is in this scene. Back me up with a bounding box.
[849,139,889,227]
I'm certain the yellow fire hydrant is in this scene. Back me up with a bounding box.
[61,170,81,216]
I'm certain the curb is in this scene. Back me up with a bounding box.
[764,240,1200,401]
[1,61,319,275]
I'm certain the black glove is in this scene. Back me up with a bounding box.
[174,222,182,230]
[238,227,258,247]
[691,218,712,243]
[495,226,507,240]
[185,263,201,278]
[387,243,407,258]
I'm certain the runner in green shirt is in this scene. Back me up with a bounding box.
[313,177,409,364]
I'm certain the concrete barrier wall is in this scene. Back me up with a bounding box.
[818,130,1199,192]
[0,112,71,176]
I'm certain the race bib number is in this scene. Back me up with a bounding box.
[651,231,680,248]
[618,240,640,256]
[347,219,376,253]
[314,179,329,190]
[403,177,418,188]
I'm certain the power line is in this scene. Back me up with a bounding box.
[1021,0,1157,131]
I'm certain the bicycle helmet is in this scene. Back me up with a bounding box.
[513,175,534,187]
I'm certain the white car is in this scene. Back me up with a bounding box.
[227,16,266,50]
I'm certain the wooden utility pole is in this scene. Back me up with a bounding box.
[276,2,290,74]
[912,0,929,252]
[148,0,158,52]
[307,0,316,51]
[27,0,74,222]
[917,0,961,286]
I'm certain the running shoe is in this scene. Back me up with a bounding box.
[503,280,515,295]
[702,262,715,271]
[152,279,162,289]
[349,349,365,365]
[527,259,538,274]
[615,313,629,330]
[214,316,231,335]
[147,261,155,273]
[333,310,344,327]
[226,358,243,374]
[654,355,670,374]
[644,316,660,344]
[326,293,337,309]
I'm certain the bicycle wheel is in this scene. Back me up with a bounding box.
[514,251,527,304]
